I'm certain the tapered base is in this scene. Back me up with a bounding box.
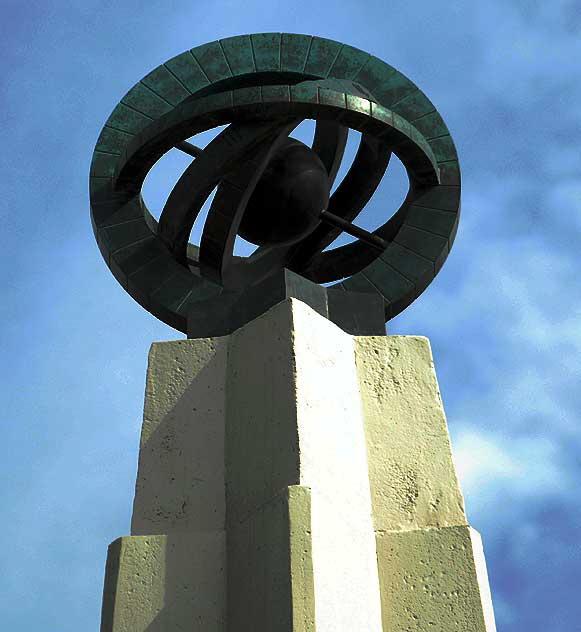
[100,298,496,631]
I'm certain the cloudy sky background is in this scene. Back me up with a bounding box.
[1,0,580,629]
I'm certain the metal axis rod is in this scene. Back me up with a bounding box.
[320,209,387,251]
[175,141,203,158]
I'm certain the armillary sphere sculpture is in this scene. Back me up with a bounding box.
[90,33,460,337]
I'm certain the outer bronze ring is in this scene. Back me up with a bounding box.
[90,33,461,333]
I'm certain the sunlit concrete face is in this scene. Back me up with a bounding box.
[354,335,468,532]
[100,299,496,631]
[225,299,383,631]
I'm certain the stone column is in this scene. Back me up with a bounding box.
[99,298,496,631]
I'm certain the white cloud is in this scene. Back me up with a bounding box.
[453,426,570,505]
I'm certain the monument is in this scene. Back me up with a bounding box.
[90,33,497,631]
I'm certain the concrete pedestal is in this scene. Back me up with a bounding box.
[100,298,496,631]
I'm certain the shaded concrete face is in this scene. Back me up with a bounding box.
[224,302,299,526]
[227,485,315,632]
[132,337,228,534]
[101,299,496,631]
[100,533,226,632]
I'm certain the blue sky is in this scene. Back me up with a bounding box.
[1,0,580,629]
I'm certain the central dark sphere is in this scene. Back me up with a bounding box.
[238,138,330,246]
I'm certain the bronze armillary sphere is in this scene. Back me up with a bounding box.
[90,33,460,337]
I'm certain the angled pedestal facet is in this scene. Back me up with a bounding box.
[100,298,496,631]
[354,335,496,631]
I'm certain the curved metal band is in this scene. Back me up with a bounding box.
[288,132,392,273]
[311,120,348,188]
[157,119,299,263]
[197,121,300,288]
[160,116,349,290]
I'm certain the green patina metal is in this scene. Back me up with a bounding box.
[90,33,460,335]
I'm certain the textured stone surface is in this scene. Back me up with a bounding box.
[353,334,496,631]
[376,526,496,631]
[225,299,299,524]
[292,301,383,632]
[226,298,383,631]
[132,337,227,534]
[100,533,226,631]
[354,335,467,531]
[227,485,315,632]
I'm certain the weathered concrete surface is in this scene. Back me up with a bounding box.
[375,526,496,631]
[100,532,226,631]
[227,485,315,632]
[226,299,383,631]
[354,334,495,630]
[354,335,467,531]
[131,337,227,534]
[101,299,496,631]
